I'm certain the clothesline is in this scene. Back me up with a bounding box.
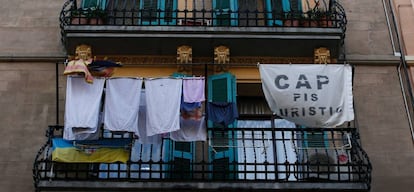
[68,75,205,80]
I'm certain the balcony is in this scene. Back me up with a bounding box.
[34,125,371,192]
[59,0,347,59]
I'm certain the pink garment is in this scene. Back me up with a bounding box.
[183,77,205,103]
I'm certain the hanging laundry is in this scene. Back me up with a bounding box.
[145,78,183,136]
[136,90,163,144]
[182,77,205,103]
[52,138,131,163]
[63,77,105,140]
[207,102,239,127]
[181,101,202,112]
[63,58,94,83]
[88,60,122,77]
[104,78,143,136]
[170,117,207,142]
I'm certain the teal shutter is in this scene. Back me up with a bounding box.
[81,0,107,9]
[213,0,238,26]
[140,0,177,25]
[207,73,237,179]
[168,141,194,179]
[266,0,302,26]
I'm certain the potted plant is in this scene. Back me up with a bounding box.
[70,9,88,25]
[303,1,333,27]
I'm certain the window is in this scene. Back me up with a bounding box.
[140,0,177,25]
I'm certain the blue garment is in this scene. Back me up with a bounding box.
[207,102,239,126]
[181,98,201,112]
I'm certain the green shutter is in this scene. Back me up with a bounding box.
[207,73,237,179]
[169,141,194,179]
[213,0,238,26]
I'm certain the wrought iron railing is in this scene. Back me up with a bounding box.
[33,125,371,191]
[59,0,347,43]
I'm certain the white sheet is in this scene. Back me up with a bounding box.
[145,78,182,136]
[259,64,354,127]
[237,119,297,181]
[170,117,206,141]
[136,90,163,144]
[104,78,143,136]
[63,77,105,140]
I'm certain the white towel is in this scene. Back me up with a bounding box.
[104,78,143,136]
[183,78,205,103]
[136,90,162,144]
[170,117,206,141]
[63,77,105,140]
[145,78,182,136]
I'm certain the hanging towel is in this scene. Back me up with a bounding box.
[145,78,183,136]
[104,78,143,136]
[170,117,207,141]
[136,90,163,144]
[63,77,105,140]
[183,77,205,103]
[207,102,239,126]
[63,59,94,83]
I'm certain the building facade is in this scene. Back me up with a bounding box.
[0,0,413,191]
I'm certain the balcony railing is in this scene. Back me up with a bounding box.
[60,0,346,27]
[33,125,371,191]
[59,0,347,40]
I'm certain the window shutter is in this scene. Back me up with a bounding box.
[170,141,194,179]
[208,73,237,179]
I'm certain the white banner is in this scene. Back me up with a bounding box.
[259,64,354,127]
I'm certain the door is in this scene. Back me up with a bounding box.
[213,0,238,26]
[140,0,177,25]
[238,0,265,26]
[208,73,238,179]
[266,0,301,26]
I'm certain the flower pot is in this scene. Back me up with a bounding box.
[71,16,88,25]
[88,18,104,25]
[283,20,300,27]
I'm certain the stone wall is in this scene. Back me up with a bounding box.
[0,63,64,191]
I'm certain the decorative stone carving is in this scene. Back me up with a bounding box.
[214,45,230,72]
[177,45,192,64]
[176,45,193,72]
[314,47,331,64]
[75,44,93,60]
